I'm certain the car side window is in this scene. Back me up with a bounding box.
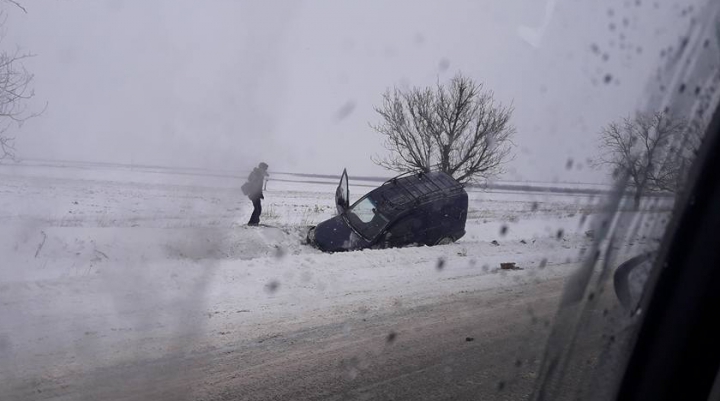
[389,214,423,240]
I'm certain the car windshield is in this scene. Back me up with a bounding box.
[345,195,389,240]
[2,1,719,400]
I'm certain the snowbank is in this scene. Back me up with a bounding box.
[0,162,668,383]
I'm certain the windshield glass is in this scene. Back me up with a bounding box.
[2,0,719,400]
[345,195,389,240]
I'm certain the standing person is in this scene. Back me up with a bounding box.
[242,162,269,226]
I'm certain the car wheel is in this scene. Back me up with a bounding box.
[306,226,316,245]
[435,236,454,246]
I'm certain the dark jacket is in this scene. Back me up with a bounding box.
[245,168,266,200]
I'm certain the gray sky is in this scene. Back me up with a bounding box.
[5,0,702,182]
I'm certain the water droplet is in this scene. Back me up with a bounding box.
[334,100,356,121]
[438,58,450,72]
[264,280,280,293]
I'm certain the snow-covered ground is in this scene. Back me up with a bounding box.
[0,162,669,394]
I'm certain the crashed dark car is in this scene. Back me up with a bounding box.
[306,169,468,252]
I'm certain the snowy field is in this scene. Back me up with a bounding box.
[0,161,670,398]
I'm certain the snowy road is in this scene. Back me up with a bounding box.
[0,162,660,400]
[8,276,574,401]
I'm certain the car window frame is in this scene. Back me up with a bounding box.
[344,193,391,242]
[612,94,720,401]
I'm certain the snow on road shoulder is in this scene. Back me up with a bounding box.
[0,221,588,379]
[0,164,664,384]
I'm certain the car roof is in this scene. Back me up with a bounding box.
[371,171,465,217]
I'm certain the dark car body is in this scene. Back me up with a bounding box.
[307,170,468,252]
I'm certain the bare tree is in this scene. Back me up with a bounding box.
[596,111,699,207]
[0,1,39,160]
[371,73,515,184]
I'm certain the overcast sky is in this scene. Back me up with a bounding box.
[5,0,703,183]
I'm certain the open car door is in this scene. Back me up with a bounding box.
[335,168,349,215]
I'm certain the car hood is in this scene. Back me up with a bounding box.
[312,215,369,252]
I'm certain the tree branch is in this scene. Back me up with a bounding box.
[4,0,27,13]
[370,72,515,184]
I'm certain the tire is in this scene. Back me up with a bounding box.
[305,226,316,245]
